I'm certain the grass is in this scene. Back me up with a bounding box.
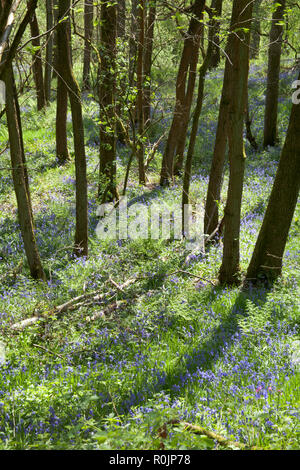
[0,62,299,450]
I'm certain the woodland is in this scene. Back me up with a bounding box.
[0,0,299,450]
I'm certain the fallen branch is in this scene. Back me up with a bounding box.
[163,420,262,450]
[32,343,64,360]
[180,421,262,450]
[168,270,216,286]
[11,278,137,331]
[85,300,128,322]
[204,216,225,245]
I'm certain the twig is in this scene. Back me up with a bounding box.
[168,270,216,286]
[32,343,64,360]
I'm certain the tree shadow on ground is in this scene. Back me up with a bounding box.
[118,282,270,413]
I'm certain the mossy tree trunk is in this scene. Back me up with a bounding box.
[4,61,45,280]
[82,0,93,91]
[98,1,118,202]
[117,0,126,38]
[160,0,206,185]
[28,6,46,110]
[218,0,253,285]
[208,0,223,69]
[182,0,218,226]
[250,0,262,60]
[246,72,300,284]
[143,0,156,126]
[263,0,286,148]
[57,0,88,257]
[44,0,53,104]
[136,0,146,184]
[129,0,138,87]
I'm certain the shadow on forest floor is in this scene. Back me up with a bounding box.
[118,283,269,413]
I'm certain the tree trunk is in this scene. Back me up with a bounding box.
[51,0,57,79]
[57,0,88,257]
[218,0,253,285]
[246,72,300,284]
[117,0,126,38]
[129,0,138,87]
[28,7,46,110]
[250,0,262,60]
[182,0,219,224]
[204,62,231,236]
[4,61,45,280]
[263,0,286,148]
[136,0,146,184]
[173,22,203,177]
[143,0,156,126]
[56,73,70,163]
[44,0,53,104]
[55,0,69,164]
[160,0,206,185]
[82,0,93,91]
[98,1,118,203]
[208,0,223,69]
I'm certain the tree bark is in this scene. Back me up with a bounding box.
[143,0,156,126]
[160,0,206,185]
[246,72,300,284]
[117,0,126,38]
[44,0,54,103]
[28,6,46,110]
[136,0,146,184]
[98,1,118,202]
[208,0,223,69]
[82,0,93,91]
[57,0,88,257]
[4,61,45,280]
[129,0,138,87]
[263,0,286,148]
[250,0,262,60]
[218,0,253,285]
[182,1,217,225]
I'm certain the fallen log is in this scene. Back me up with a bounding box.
[11,278,137,331]
[178,421,262,450]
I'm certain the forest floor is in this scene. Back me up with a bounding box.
[0,63,299,450]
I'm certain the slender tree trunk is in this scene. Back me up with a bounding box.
[246,73,300,284]
[28,7,46,110]
[56,74,70,163]
[136,0,146,184]
[204,66,230,236]
[117,0,126,38]
[98,1,118,203]
[245,90,258,150]
[208,0,223,69]
[57,0,88,257]
[44,0,53,104]
[4,62,45,280]
[143,0,156,126]
[250,0,262,60]
[52,0,58,79]
[82,0,93,91]
[263,0,286,148]
[182,3,217,226]
[160,0,206,185]
[56,0,69,164]
[218,0,253,285]
[129,0,138,87]
[173,22,202,177]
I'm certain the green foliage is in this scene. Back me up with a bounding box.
[0,0,299,450]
